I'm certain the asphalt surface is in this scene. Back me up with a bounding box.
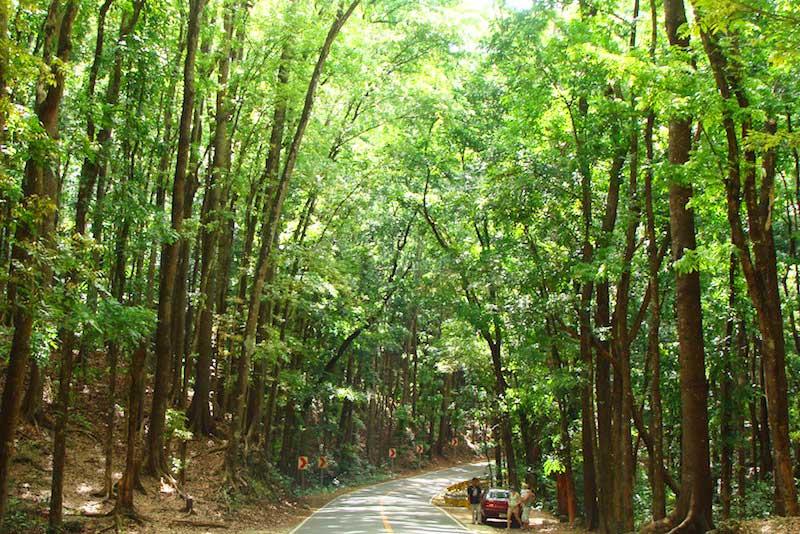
[291,463,489,534]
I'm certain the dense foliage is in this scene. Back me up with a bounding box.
[1,0,800,532]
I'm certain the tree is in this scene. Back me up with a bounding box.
[147,0,207,476]
[225,0,361,479]
[2,1,800,531]
[694,4,799,513]
[656,0,714,531]
[0,0,78,522]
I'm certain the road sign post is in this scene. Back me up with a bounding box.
[298,455,309,488]
[388,447,396,472]
[415,444,423,469]
[318,456,327,486]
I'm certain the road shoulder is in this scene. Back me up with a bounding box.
[435,504,585,533]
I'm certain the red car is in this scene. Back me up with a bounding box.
[480,488,519,526]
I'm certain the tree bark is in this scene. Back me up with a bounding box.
[21,362,44,423]
[0,0,76,522]
[519,411,541,491]
[644,106,666,521]
[609,126,640,534]
[696,17,799,514]
[594,130,626,534]
[115,344,147,515]
[578,139,598,529]
[41,2,80,528]
[189,0,237,436]
[736,321,749,513]
[720,254,737,520]
[147,0,206,476]
[171,92,204,406]
[658,4,714,532]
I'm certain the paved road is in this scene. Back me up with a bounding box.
[292,463,489,534]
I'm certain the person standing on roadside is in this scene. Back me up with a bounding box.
[507,488,522,529]
[520,484,534,530]
[467,478,483,524]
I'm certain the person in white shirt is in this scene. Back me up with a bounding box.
[520,484,534,530]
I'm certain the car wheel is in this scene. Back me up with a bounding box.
[480,512,487,525]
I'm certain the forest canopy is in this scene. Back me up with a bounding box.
[1,0,800,532]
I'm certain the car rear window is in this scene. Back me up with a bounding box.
[487,490,509,499]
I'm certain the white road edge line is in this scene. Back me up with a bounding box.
[429,497,471,532]
[289,462,486,534]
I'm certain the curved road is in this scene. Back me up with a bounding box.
[291,463,488,534]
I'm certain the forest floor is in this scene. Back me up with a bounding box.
[6,366,798,533]
[8,416,479,533]
[4,369,482,534]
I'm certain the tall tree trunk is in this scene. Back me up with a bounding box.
[489,340,518,489]
[594,134,626,534]
[658,3,714,532]
[0,0,76,522]
[757,352,773,477]
[189,0,237,436]
[644,107,666,521]
[21,362,44,423]
[73,0,116,235]
[245,300,272,445]
[147,0,206,476]
[115,344,147,516]
[578,149,598,529]
[170,99,203,407]
[212,193,236,416]
[493,417,503,486]
[736,320,749,514]
[696,18,799,513]
[610,132,640,534]
[100,215,132,498]
[145,29,185,309]
[643,2,665,511]
[519,411,540,491]
[720,254,737,520]
[549,329,576,523]
[749,347,762,480]
[44,2,81,529]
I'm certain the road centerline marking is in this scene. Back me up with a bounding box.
[380,487,399,532]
